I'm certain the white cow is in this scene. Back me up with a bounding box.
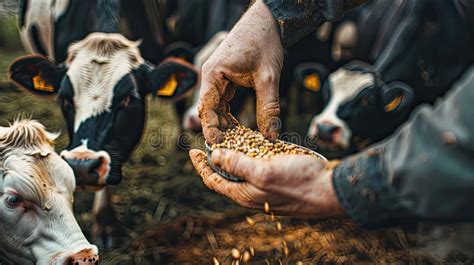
[182,31,229,132]
[0,119,98,265]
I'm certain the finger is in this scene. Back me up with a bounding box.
[189,149,257,207]
[221,84,239,128]
[222,83,237,102]
[198,72,230,144]
[254,71,281,141]
[218,101,239,129]
[189,149,218,179]
[217,101,231,130]
[211,149,264,184]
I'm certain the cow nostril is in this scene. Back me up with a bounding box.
[66,158,103,186]
[317,123,341,141]
[329,125,341,134]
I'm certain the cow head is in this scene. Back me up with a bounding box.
[308,61,414,155]
[0,120,98,265]
[9,33,198,190]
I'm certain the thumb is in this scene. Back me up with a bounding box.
[254,71,281,141]
[189,149,256,207]
[211,149,263,184]
[189,149,240,193]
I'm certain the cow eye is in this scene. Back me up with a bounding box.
[361,97,369,106]
[62,99,74,110]
[360,95,374,107]
[6,194,22,207]
[120,96,131,108]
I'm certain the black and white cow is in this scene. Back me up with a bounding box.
[11,0,199,248]
[307,0,474,157]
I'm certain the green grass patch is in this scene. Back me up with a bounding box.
[0,14,22,50]
[0,49,25,84]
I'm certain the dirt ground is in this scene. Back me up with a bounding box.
[0,51,472,264]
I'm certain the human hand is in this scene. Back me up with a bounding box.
[189,149,345,218]
[198,0,284,144]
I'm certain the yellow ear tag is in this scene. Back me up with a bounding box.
[384,95,403,112]
[303,74,321,92]
[33,74,55,92]
[157,74,178,97]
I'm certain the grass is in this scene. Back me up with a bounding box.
[0,14,22,50]
[0,13,24,84]
[0,49,25,84]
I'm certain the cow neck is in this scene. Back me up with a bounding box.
[96,0,121,33]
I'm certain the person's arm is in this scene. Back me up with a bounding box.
[263,0,368,47]
[333,67,474,226]
[190,67,474,223]
[199,0,368,144]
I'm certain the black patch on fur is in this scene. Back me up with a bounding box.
[30,25,47,56]
[18,0,28,28]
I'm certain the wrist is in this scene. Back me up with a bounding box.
[239,0,282,45]
[317,169,347,218]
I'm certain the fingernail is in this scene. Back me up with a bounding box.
[211,149,224,164]
[208,133,224,145]
[266,130,279,141]
[189,149,199,158]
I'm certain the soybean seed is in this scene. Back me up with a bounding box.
[210,126,318,158]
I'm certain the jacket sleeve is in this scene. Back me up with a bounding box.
[332,67,474,226]
[262,0,368,47]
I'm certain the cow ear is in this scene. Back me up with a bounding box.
[163,42,195,61]
[8,55,65,96]
[143,57,198,100]
[381,82,414,113]
[294,63,329,93]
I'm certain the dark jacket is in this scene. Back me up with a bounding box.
[333,68,474,226]
[263,0,366,47]
[263,0,474,226]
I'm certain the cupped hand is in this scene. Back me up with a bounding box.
[198,0,284,144]
[189,149,345,218]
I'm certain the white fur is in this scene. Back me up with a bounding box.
[0,122,97,264]
[65,33,144,132]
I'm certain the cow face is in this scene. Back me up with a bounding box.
[9,33,198,189]
[308,61,414,154]
[0,120,98,265]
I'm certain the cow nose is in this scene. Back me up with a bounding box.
[65,249,99,265]
[317,122,341,142]
[188,115,202,132]
[65,156,108,189]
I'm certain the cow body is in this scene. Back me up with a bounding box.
[0,120,98,265]
[308,0,474,157]
[12,0,200,248]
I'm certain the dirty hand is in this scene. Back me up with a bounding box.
[189,149,345,218]
[198,0,284,144]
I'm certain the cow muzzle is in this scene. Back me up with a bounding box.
[308,118,351,150]
[52,247,99,265]
[61,148,111,191]
[182,106,202,132]
[63,248,99,265]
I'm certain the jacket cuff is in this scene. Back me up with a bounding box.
[263,0,344,47]
[332,146,406,226]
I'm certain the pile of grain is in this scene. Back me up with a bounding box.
[210,126,317,159]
